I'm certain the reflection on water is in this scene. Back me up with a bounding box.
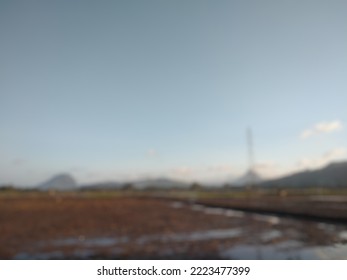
[222,242,347,260]
[15,248,123,260]
[187,202,347,259]
[49,236,129,247]
[190,204,245,218]
[15,227,243,259]
[260,230,282,242]
[252,214,280,225]
[136,228,242,244]
[339,231,347,240]
[15,251,65,260]
[221,241,308,260]
[14,202,347,259]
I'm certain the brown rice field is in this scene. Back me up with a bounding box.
[1,191,347,259]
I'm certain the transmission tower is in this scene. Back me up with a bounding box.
[247,127,255,172]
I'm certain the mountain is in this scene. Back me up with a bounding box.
[260,161,347,188]
[132,178,189,189]
[39,173,78,191]
[80,181,123,190]
[233,169,262,186]
[79,178,189,190]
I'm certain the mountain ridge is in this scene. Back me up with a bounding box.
[259,161,347,188]
[39,173,78,190]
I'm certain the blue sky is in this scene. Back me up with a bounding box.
[1,0,347,185]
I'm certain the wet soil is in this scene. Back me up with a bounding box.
[196,196,347,222]
[1,193,347,259]
[0,195,241,259]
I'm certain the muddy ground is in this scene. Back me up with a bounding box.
[196,195,347,222]
[1,193,347,259]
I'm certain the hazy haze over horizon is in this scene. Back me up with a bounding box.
[1,0,347,186]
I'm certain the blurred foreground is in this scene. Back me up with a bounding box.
[2,189,347,259]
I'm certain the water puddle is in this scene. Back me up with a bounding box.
[49,236,129,247]
[14,201,347,259]
[189,203,246,218]
[15,227,243,259]
[252,214,280,225]
[221,242,347,260]
[136,228,242,244]
[203,207,226,215]
[312,244,347,259]
[167,228,243,242]
[224,209,245,218]
[14,251,65,260]
[317,223,337,231]
[221,241,311,259]
[260,230,282,242]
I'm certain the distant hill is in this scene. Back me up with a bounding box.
[39,173,78,191]
[260,161,347,188]
[132,178,189,189]
[233,169,262,186]
[80,181,123,190]
[79,178,189,190]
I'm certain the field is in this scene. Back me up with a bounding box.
[2,190,347,259]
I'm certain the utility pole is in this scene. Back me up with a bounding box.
[247,127,261,258]
[245,127,258,191]
[247,127,254,172]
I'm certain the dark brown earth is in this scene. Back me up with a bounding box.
[196,195,347,222]
[0,194,243,259]
[1,193,347,259]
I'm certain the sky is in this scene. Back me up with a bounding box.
[1,0,347,186]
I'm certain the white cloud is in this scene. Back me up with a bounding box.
[316,121,342,132]
[323,147,347,159]
[300,120,343,139]
[296,147,347,170]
